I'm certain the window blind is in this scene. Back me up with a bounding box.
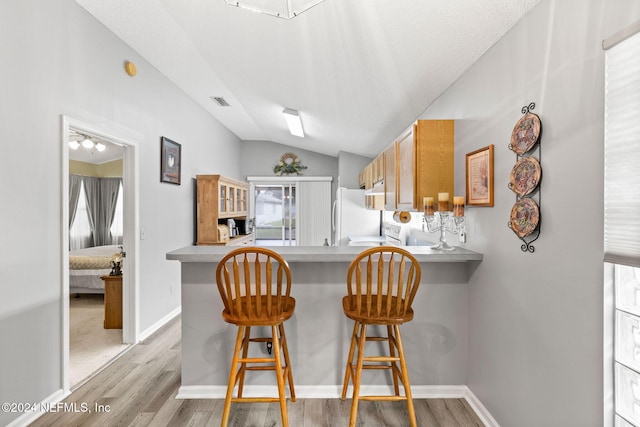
[604,31,640,267]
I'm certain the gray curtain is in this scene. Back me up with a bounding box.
[82,176,100,246]
[69,174,82,228]
[96,178,122,246]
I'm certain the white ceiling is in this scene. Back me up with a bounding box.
[68,129,123,164]
[75,0,541,158]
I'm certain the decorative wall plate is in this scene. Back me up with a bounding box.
[509,198,539,238]
[510,113,541,155]
[509,157,541,196]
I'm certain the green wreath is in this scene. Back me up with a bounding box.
[274,152,308,176]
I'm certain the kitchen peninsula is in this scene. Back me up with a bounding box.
[166,245,482,399]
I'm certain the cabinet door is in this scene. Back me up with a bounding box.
[384,143,397,210]
[375,154,384,183]
[235,187,248,215]
[230,185,238,215]
[219,183,228,214]
[396,126,415,210]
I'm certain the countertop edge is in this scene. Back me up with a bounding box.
[166,246,483,263]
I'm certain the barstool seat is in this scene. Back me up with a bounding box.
[340,246,421,427]
[215,247,296,427]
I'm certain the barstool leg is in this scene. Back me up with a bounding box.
[278,323,296,402]
[237,326,251,398]
[221,326,245,427]
[341,321,359,400]
[349,323,367,427]
[272,324,289,427]
[387,325,400,396]
[394,324,416,427]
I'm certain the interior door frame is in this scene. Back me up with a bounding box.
[60,115,140,392]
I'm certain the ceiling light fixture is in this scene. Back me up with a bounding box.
[282,108,304,137]
[81,138,95,149]
[225,0,325,19]
[69,133,108,153]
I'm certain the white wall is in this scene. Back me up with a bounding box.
[0,1,242,425]
[418,1,640,425]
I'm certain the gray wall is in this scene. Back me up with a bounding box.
[0,1,241,425]
[239,139,340,201]
[337,151,372,189]
[239,140,338,179]
[418,0,640,425]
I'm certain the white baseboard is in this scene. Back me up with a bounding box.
[177,383,498,426]
[138,306,181,342]
[464,387,500,427]
[5,389,69,427]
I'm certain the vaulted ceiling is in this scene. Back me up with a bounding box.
[75,0,541,158]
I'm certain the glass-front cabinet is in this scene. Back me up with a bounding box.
[196,174,250,245]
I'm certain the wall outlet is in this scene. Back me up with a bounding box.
[140,228,146,240]
[459,231,466,243]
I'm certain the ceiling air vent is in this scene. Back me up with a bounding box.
[210,96,230,107]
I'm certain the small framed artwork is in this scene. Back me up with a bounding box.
[466,144,494,206]
[160,136,181,185]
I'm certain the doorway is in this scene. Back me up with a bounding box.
[61,116,139,392]
[253,184,297,246]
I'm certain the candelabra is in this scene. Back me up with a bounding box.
[422,194,465,251]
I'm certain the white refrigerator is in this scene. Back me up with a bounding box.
[332,187,382,246]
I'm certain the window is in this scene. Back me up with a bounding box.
[110,182,124,244]
[69,180,92,250]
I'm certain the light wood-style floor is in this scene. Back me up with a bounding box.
[31,315,484,426]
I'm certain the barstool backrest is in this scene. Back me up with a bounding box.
[216,247,293,323]
[346,246,421,320]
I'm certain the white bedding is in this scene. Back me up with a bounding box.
[69,245,121,293]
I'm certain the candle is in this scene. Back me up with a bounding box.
[438,192,449,212]
[453,196,465,217]
[423,197,434,216]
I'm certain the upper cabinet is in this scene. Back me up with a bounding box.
[383,143,397,210]
[366,119,454,211]
[359,154,385,191]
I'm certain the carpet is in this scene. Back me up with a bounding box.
[69,294,129,387]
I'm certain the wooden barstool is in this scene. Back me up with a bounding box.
[340,246,421,427]
[215,247,296,427]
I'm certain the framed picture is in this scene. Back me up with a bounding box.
[465,144,494,206]
[160,136,181,185]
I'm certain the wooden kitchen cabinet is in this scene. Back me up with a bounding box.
[383,143,397,210]
[196,174,252,245]
[384,120,454,211]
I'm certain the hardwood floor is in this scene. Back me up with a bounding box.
[31,315,484,426]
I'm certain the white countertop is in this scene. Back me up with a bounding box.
[166,244,482,263]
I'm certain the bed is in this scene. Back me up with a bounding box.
[69,245,121,294]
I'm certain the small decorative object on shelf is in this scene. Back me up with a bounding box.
[273,152,308,176]
[110,246,124,276]
[508,102,542,253]
[423,192,466,251]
